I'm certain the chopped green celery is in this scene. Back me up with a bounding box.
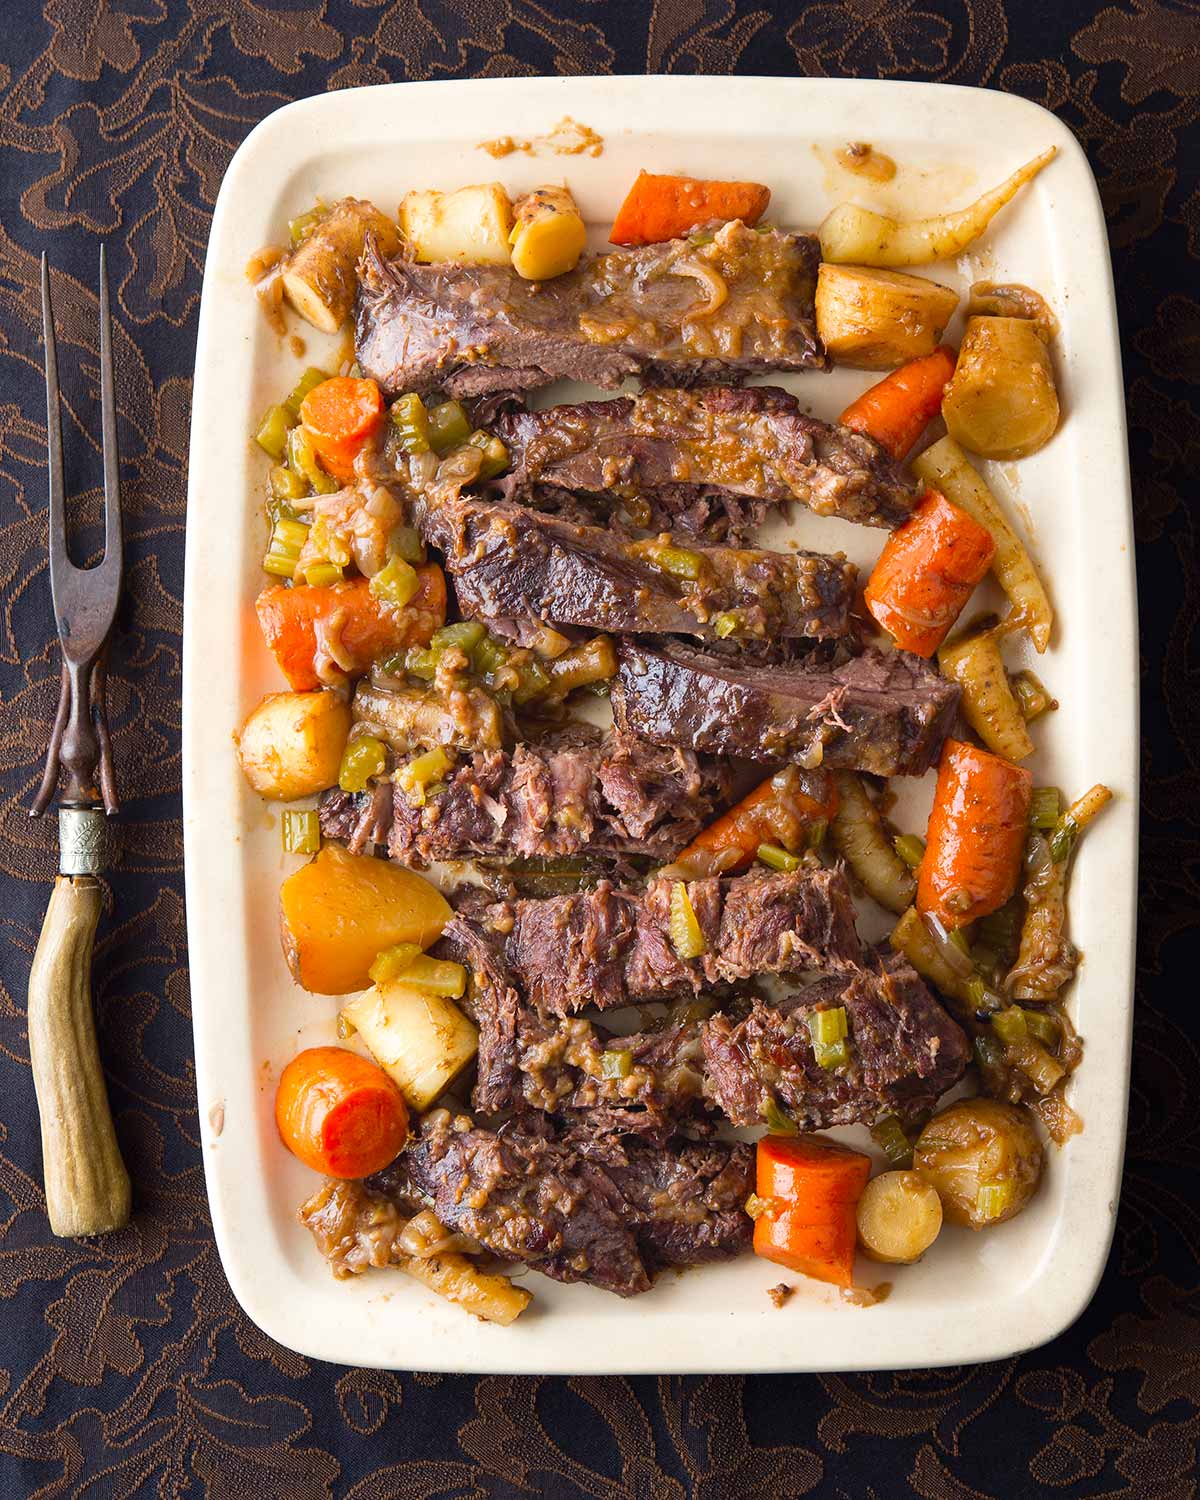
[762,1097,799,1135]
[288,208,323,248]
[273,518,309,551]
[287,426,338,494]
[281,809,320,854]
[302,562,344,588]
[1049,814,1079,864]
[688,228,716,247]
[668,881,706,960]
[338,736,387,794]
[1021,1007,1059,1046]
[1012,670,1054,722]
[283,367,329,419]
[368,942,423,985]
[471,633,509,677]
[398,746,456,807]
[806,818,828,850]
[976,1181,1015,1220]
[600,1049,633,1080]
[370,556,419,608]
[390,525,425,564]
[894,834,926,869]
[813,1038,850,1071]
[870,1115,913,1168]
[639,541,703,581]
[1029,786,1062,831]
[262,550,299,579]
[404,646,438,681]
[754,221,775,234]
[465,430,510,480]
[378,653,408,677]
[255,404,291,461]
[992,1007,1028,1044]
[431,621,486,653]
[426,400,471,454]
[978,898,1023,962]
[269,464,309,503]
[947,927,971,958]
[399,955,467,997]
[712,611,740,639]
[973,1033,1006,1072]
[513,658,551,705]
[390,392,431,454]
[808,1007,848,1047]
[757,842,800,872]
[744,1192,772,1220]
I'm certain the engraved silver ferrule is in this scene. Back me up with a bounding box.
[58,807,106,876]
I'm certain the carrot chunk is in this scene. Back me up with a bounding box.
[839,346,958,460]
[674,767,839,874]
[917,739,1033,929]
[609,171,771,246]
[256,568,446,690]
[299,376,385,482]
[753,1134,872,1288]
[864,489,996,657]
[275,1045,408,1178]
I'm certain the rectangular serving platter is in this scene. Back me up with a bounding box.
[182,74,1137,1373]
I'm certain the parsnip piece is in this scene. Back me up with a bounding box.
[237,690,351,800]
[510,185,587,280]
[280,197,400,332]
[401,1251,531,1325]
[941,315,1060,460]
[830,773,916,914]
[815,264,958,369]
[856,1171,943,1263]
[967,281,1058,341]
[399,183,514,266]
[913,436,1053,651]
[340,981,478,1111]
[819,148,1056,267]
[937,630,1034,762]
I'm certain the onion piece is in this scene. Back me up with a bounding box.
[921,910,975,977]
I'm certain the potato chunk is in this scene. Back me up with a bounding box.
[510,186,587,280]
[340,981,478,1111]
[815,264,958,369]
[237,690,351,801]
[941,315,1060,459]
[281,197,400,333]
[280,845,451,995]
[913,1098,1043,1229]
[399,183,514,266]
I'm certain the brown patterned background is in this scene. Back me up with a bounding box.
[0,2,1195,1496]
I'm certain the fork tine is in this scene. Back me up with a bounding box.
[98,244,122,568]
[40,254,69,590]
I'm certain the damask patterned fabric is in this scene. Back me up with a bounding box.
[0,2,1195,1495]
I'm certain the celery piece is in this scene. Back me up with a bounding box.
[668,881,706,960]
[273,518,309,552]
[637,541,703,581]
[431,621,486,653]
[288,208,323,248]
[975,1181,1014,1220]
[390,392,431,454]
[262,550,299,579]
[808,1007,848,1048]
[1021,1007,1060,1046]
[302,562,344,588]
[471,633,509,677]
[978,898,1023,963]
[814,1038,850,1071]
[973,1033,1006,1072]
[513,657,551,704]
[992,1007,1028,1044]
[397,746,456,807]
[1049,815,1078,864]
[390,525,425,564]
[762,1097,799,1135]
[269,464,309,502]
[283,367,330,419]
[370,556,419,608]
[1029,786,1061,831]
[398,955,467,998]
[465,430,510,480]
[894,834,926,869]
[600,1049,633,1080]
[870,1115,913,1168]
[368,942,423,985]
[281,810,321,855]
[338,736,387,794]
[255,404,291,461]
[1012,670,1055,722]
[404,646,438,681]
[757,842,801,873]
[806,818,828,850]
[426,399,471,454]
[712,611,740,639]
[688,228,716,247]
[287,426,338,495]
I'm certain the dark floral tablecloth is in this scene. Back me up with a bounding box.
[0,2,1195,1496]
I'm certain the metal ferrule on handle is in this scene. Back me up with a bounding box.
[59,807,107,876]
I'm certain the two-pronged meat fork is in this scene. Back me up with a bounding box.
[26,249,131,1237]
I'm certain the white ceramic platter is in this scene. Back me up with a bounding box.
[183,75,1137,1373]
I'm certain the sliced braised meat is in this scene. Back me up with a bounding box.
[450,866,861,1018]
[701,952,971,1131]
[613,640,959,777]
[355,220,825,399]
[495,385,920,536]
[319,727,730,865]
[364,1114,752,1296]
[416,494,855,642]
